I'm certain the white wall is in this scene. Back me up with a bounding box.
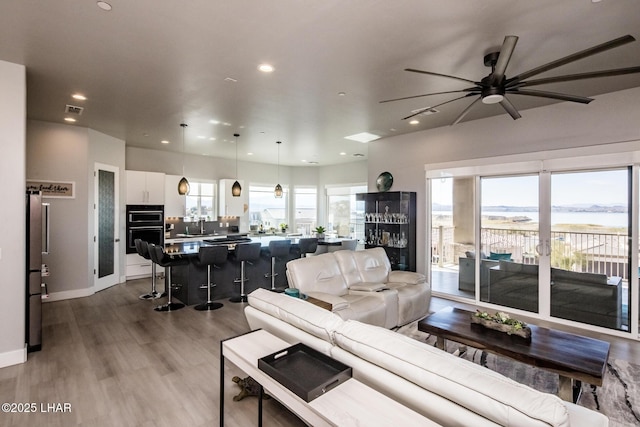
[0,60,26,367]
[368,87,640,274]
[27,121,127,298]
[126,146,367,228]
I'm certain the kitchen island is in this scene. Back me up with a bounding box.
[164,235,347,305]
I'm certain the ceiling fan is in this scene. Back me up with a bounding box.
[381,35,640,125]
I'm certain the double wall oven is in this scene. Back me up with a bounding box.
[126,205,164,254]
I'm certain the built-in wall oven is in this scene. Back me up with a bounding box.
[126,205,164,253]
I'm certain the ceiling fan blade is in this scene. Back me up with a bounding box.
[379,88,479,104]
[451,97,482,125]
[507,66,640,88]
[508,88,593,104]
[491,35,519,84]
[499,96,522,120]
[401,94,475,120]
[507,34,636,85]
[405,68,479,85]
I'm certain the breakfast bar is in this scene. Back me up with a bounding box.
[164,236,351,305]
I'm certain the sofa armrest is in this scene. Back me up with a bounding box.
[305,292,350,312]
[389,271,426,285]
[349,282,389,292]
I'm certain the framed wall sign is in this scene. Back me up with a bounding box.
[27,180,75,198]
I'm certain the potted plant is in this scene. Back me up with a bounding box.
[279,223,288,233]
[313,226,326,239]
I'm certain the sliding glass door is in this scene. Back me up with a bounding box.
[550,169,630,330]
[479,175,540,313]
[429,160,633,333]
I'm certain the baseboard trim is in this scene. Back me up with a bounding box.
[43,287,94,303]
[0,345,27,368]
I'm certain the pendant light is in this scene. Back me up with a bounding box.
[274,141,283,198]
[232,133,242,197]
[178,123,190,195]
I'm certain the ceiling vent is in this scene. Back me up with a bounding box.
[410,107,439,116]
[65,104,84,115]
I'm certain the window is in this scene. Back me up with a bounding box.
[294,187,317,235]
[428,151,637,334]
[185,181,216,219]
[326,184,366,239]
[249,184,288,231]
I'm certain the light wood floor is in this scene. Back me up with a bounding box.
[0,279,306,427]
[1,278,639,427]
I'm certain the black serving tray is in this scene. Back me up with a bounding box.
[258,343,352,402]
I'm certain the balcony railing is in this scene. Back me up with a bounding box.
[432,226,631,280]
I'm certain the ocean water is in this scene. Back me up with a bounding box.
[434,211,629,228]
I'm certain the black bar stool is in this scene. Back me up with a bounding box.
[264,239,291,292]
[230,242,262,303]
[195,245,228,311]
[148,243,188,312]
[298,237,318,258]
[135,239,163,300]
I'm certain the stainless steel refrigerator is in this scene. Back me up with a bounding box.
[26,191,48,352]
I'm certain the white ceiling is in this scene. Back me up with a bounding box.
[2,0,640,166]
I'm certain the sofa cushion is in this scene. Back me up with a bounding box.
[490,252,512,261]
[333,250,363,287]
[247,288,344,343]
[352,247,391,283]
[389,270,426,285]
[333,320,570,427]
[286,253,349,296]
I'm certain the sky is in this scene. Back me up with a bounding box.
[432,169,629,207]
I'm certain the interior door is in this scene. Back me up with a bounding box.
[94,163,120,292]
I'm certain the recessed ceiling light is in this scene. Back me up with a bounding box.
[72,93,87,101]
[64,117,76,123]
[222,122,231,126]
[224,77,238,83]
[307,161,319,165]
[258,64,274,73]
[209,137,216,141]
[161,140,170,144]
[247,152,254,156]
[352,153,365,157]
[96,1,112,11]
[209,120,220,125]
[409,120,420,125]
[339,152,346,156]
[344,132,381,143]
[197,135,206,139]
[338,92,346,97]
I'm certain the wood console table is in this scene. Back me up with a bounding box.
[418,307,610,402]
[220,329,438,426]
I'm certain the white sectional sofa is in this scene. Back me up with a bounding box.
[285,247,430,328]
[244,288,608,427]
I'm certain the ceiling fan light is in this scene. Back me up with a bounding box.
[178,177,190,195]
[274,183,283,198]
[482,94,504,104]
[232,180,242,197]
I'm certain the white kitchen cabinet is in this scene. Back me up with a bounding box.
[219,179,247,217]
[125,253,164,279]
[126,171,165,205]
[164,175,186,217]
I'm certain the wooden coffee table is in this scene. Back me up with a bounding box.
[417,307,610,402]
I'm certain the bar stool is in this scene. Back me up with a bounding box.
[230,242,262,303]
[135,239,163,300]
[195,245,228,311]
[264,240,291,292]
[298,237,318,258]
[148,243,188,312]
